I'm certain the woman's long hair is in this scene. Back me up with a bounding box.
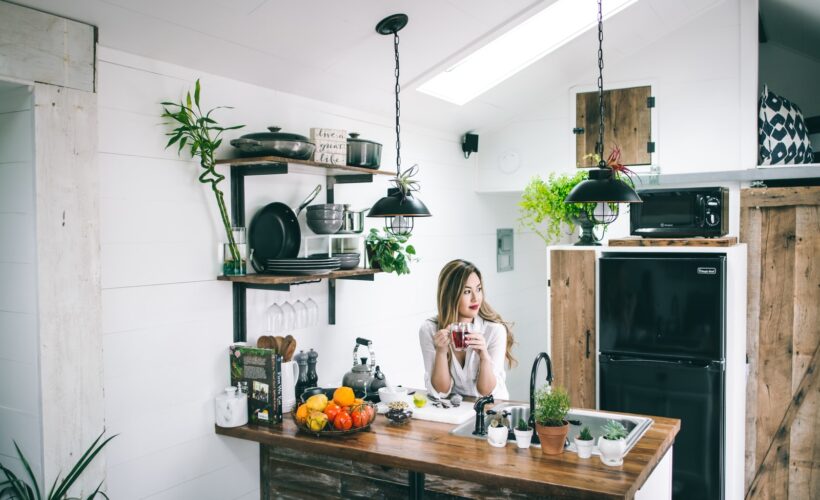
[435,259,517,368]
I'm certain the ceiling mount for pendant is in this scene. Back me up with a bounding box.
[375,14,408,35]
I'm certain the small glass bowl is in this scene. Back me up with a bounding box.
[384,401,413,425]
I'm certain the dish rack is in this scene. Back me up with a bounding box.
[300,234,365,258]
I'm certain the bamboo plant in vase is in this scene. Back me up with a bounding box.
[161,79,246,275]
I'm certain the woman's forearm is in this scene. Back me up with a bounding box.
[475,354,497,396]
[430,350,452,394]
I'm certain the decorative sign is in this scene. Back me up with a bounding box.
[311,128,348,164]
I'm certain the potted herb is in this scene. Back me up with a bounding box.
[161,80,246,275]
[0,431,115,499]
[486,412,509,448]
[532,386,571,455]
[598,420,628,466]
[574,426,594,459]
[365,228,416,276]
[518,172,594,245]
[513,418,533,449]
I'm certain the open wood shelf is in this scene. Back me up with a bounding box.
[215,155,394,177]
[218,267,382,286]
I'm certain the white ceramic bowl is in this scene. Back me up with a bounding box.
[378,387,409,404]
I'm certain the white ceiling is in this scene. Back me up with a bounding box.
[761,0,820,61]
[13,0,723,134]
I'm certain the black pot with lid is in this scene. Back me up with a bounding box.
[230,126,315,159]
[346,133,382,169]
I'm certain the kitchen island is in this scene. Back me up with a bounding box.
[216,410,679,499]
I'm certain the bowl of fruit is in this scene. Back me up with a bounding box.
[294,386,376,436]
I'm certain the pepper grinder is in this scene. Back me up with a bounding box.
[294,350,309,397]
[306,348,319,388]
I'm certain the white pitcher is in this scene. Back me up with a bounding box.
[281,360,299,413]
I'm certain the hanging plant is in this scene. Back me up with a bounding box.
[161,80,245,266]
[518,172,595,245]
[390,164,421,197]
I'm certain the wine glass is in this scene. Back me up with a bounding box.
[282,301,296,332]
[305,298,319,327]
[266,302,284,334]
[293,299,308,329]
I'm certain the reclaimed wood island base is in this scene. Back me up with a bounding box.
[216,412,679,499]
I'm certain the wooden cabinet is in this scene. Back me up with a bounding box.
[549,248,596,409]
[575,85,652,167]
[741,186,820,499]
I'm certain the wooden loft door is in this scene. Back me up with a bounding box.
[550,249,596,409]
[741,186,819,499]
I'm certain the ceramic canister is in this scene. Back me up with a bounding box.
[214,386,248,428]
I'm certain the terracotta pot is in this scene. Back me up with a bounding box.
[535,421,569,455]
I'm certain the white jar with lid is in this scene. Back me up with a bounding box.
[214,386,248,428]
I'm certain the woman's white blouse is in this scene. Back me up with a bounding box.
[418,315,509,400]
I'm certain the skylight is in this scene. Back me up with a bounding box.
[416,0,638,105]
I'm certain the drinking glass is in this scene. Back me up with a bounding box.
[223,226,247,276]
[293,299,308,329]
[282,301,296,332]
[305,298,319,326]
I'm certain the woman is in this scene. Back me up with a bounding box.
[419,259,516,400]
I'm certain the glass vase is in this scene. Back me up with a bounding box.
[223,226,247,276]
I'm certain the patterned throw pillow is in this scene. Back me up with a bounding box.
[758,85,814,165]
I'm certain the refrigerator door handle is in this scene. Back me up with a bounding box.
[600,354,720,369]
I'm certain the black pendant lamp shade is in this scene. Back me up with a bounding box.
[368,13,431,236]
[564,0,641,225]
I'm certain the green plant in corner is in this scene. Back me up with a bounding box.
[0,431,115,500]
[518,172,595,245]
[533,385,570,427]
[601,420,628,441]
[161,79,245,270]
[365,228,416,276]
[578,426,593,441]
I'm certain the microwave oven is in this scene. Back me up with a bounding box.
[630,187,728,238]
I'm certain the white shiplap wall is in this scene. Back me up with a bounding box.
[97,47,547,499]
[0,83,42,485]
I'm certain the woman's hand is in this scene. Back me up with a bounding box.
[465,333,488,358]
[433,329,451,353]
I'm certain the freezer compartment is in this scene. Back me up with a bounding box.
[599,354,725,500]
[599,253,726,361]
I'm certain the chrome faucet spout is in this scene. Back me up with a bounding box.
[528,352,553,428]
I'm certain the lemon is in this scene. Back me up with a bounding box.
[413,393,427,408]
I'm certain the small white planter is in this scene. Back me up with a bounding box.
[574,438,594,459]
[513,428,533,449]
[598,436,626,466]
[487,425,509,448]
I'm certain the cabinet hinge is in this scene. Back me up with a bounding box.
[547,279,551,287]
[572,127,585,135]
[647,96,656,108]
[647,142,656,153]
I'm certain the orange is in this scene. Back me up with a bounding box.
[295,404,309,424]
[333,387,355,407]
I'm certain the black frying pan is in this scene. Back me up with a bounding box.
[249,185,321,271]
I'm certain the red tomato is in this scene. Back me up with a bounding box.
[351,408,366,428]
[334,411,352,431]
[364,404,375,423]
[323,402,340,422]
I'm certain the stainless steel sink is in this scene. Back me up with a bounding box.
[449,403,653,455]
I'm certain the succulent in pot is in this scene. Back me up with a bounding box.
[598,420,628,466]
[486,412,509,448]
[574,426,594,459]
[532,385,570,455]
[513,418,534,449]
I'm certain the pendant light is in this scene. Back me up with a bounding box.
[368,13,431,237]
[564,0,641,226]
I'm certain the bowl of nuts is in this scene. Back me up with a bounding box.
[384,401,413,425]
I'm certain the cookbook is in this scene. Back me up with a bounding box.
[229,344,283,425]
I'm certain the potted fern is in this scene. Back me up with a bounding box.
[574,426,594,459]
[598,420,628,466]
[532,385,570,455]
[513,418,533,449]
[518,172,595,245]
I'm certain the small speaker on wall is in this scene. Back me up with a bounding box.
[462,133,479,158]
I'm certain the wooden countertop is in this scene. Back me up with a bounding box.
[216,409,680,499]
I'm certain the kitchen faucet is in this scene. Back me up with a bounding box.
[528,352,554,429]
[472,394,494,436]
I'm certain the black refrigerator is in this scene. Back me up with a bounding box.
[598,253,726,500]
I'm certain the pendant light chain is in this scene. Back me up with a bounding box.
[597,0,606,168]
[393,30,402,174]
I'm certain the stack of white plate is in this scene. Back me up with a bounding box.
[264,257,341,275]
